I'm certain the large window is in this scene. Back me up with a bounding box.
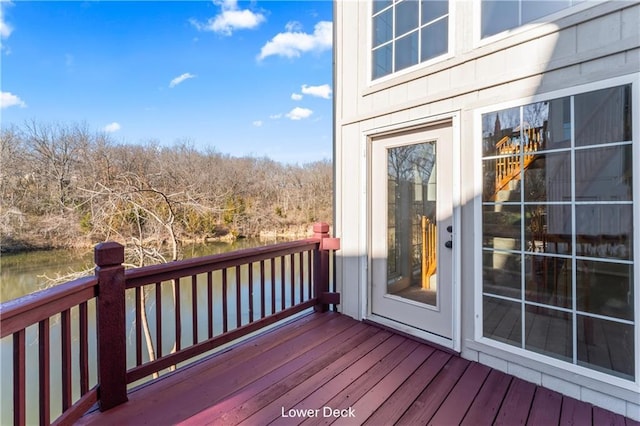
[481,84,635,380]
[481,0,583,39]
[372,0,449,80]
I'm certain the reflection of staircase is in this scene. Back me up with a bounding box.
[421,216,437,289]
[492,128,543,201]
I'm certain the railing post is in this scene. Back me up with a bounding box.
[94,242,128,410]
[312,222,340,312]
[313,223,331,312]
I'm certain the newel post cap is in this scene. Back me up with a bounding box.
[95,242,125,267]
[313,222,330,236]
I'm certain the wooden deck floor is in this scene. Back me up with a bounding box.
[77,311,638,426]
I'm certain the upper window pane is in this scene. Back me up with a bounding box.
[373,9,393,47]
[395,32,419,71]
[373,0,393,14]
[373,44,393,79]
[481,0,518,38]
[421,16,448,61]
[481,0,576,38]
[522,0,571,23]
[422,0,448,24]
[396,0,419,36]
[575,85,632,147]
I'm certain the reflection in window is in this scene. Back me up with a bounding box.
[526,305,572,361]
[372,0,449,79]
[481,84,634,379]
[481,0,577,38]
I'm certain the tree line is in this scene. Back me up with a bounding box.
[0,120,332,258]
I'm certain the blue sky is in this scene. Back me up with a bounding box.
[0,0,333,164]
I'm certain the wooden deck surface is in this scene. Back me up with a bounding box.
[77,311,638,425]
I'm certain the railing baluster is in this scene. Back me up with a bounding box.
[135,287,142,366]
[61,309,72,411]
[191,275,198,345]
[222,269,228,333]
[260,260,266,319]
[79,301,89,395]
[39,319,50,426]
[155,282,162,358]
[290,253,295,307]
[13,329,25,426]
[235,265,241,328]
[174,278,181,352]
[270,258,276,315]
[307,250,313,302]
[280,256,285,310]
[207,272,213,339]
[299,252,304,303]
[248,262,254,323]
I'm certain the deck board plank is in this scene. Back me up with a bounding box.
[594,406,628,426]
[362,350,452,425]
[526,386,562,426]
[428,361,492,426]
[559,395,592,426]
[460,368,513,425]
[494,377,537,426]
[329,344,436,426]
[396,356,470,425]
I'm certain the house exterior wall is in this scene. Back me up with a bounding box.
[334,0,639,419]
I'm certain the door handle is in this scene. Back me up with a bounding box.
[447,225,453,233]
[445,240,453,249]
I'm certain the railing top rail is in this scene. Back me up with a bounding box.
[0,275,98,338]
[124,238,321,289]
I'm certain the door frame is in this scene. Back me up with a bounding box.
[361,112,462,351]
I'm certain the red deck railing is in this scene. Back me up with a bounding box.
[0,223,339,426]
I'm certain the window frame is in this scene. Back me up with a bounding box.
[473,74,640,391]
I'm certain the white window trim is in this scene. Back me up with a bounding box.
[473,73,640,391]
[368,0,456,87]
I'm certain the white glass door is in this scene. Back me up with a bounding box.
[370,124,454,339]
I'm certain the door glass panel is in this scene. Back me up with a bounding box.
[387,141,437,306]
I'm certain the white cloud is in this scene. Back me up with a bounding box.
[257,21,332,61]
[0,91,26,109]
[0,3,13,39]
[103,122,121,133]
[190,0,265,36]
[269,113,282,119]
[291,93,303,101]
[285,21,303,32]
[301,84,332,99]
[252,120,263,127]
[169,72,196,88]
[286,107,313,121]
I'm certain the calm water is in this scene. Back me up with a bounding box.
[1,238,300,424]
